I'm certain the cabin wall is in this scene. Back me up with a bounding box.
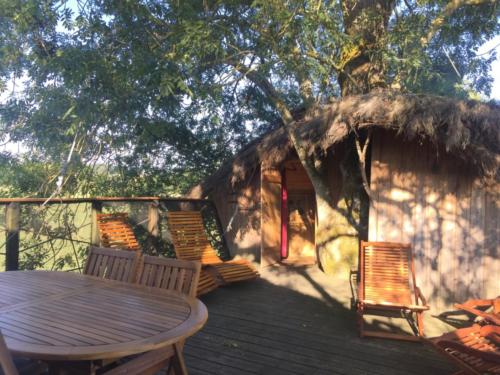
[211,166,261,263]
[369,131,499,312]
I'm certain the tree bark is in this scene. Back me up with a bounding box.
[310,166,360,275]
[338,0,395,96]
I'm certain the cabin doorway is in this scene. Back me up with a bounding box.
[281,160,317,265]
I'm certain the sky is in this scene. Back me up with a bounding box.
[477,35,500,99]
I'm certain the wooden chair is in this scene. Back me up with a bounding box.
[137,255,201,298]
[455,298,500,326]
[101,256,201,375]
[96,213,140,251]
[84,246,141,283]
[166,211,259,286]
[355,241,429,341]
[95,212,218,296]
[426,324,500,375]
[0,329,46,375]
[102,343,187,375]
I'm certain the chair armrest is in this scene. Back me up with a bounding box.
[455,302,500,326]
[361,300,429,311]
[456,298,494,309]
[415,286,428,307]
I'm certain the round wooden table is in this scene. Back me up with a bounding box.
[0,271,208,361]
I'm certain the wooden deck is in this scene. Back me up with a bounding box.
[181,265,455,375]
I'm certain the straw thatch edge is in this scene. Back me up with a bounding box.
[189,91,499,198]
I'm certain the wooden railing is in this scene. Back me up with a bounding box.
[0,197,226,272]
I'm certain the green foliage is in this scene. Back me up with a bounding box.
[0,0,497,274]
[0,0,498,199]
[0,153,57,196]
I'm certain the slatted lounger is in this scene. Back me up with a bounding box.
[427,324,500,375]
[166,211,259,285]
[95,212,218,296]
[96,212,141,251]
[355,241,429,341]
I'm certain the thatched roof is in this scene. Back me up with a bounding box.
[189,90,499,198]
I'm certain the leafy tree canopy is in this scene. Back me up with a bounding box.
[0,0,498,196]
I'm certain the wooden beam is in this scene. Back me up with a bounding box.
[209,201,232,261]
[147,201,160,253]
[0,197,211,205]
[5,202,20,271]
[147,201,160,238]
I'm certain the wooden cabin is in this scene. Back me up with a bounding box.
[190,92,499,311]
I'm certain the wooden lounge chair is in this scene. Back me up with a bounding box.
[84,246,141,283]
[166,210,259,285]
[426,324,500,375]
[455,298,500,326]
[0,329,46,375]
[355,241,429,341]
[95,212,218,296]
[137,255,201,297]
[96,213,140,251]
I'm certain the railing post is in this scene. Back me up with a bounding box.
[147,201,160,253]
[148,201,160,237]
[90,201,103,246]
[209,201,232,261]
[5,203,20,271]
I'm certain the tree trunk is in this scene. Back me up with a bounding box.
[338,0,395,96]
[294,0,394,276]
[311,169,360,275]
[243,1,394,276]
[287,128,364,276]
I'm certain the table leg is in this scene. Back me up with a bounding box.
[170,342,188,375]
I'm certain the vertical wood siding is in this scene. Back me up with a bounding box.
[260,168,282,267]
[212,166,262,262]
[369,131,499,312]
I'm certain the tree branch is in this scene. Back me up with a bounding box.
[354,130,374,200]
[422,0,496,46]
[231,63,294,124]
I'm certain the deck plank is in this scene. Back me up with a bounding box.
[177,266,455,375]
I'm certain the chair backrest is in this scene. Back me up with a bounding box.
[137,255,201,298]
[96,213,140,251]
[359,241,416,306]
[166,211,221,264]
[0,329,18,375]
[84,246,141,283]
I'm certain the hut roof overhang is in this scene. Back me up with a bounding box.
[189,91,500,198]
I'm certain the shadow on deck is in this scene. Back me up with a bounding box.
[183,265,454,375]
